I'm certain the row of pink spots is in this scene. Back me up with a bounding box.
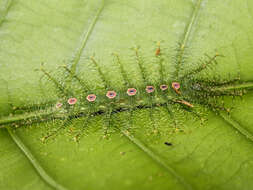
[56,83,180,107]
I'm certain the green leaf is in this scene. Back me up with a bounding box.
[1,0,253,190]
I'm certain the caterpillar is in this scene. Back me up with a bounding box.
[0,42,249,142]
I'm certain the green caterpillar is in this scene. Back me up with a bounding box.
[0,42,252,142]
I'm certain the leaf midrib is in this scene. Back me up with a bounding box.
[2,81,252,128]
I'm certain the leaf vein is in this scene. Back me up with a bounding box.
[175,0,203,78]
[0,0,13,28]
[6,127,69,190]
[69,0,105,76]
[219,112,253,143]
[121,129,194,190]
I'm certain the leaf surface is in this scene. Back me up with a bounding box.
[1,0,253,190]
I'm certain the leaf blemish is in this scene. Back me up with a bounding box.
[164,142,173,146]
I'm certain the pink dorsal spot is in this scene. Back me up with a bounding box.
[160,84,168,91]
[127,88,137,96]
[172,82,180,90]
[106,91,117,99]
[56,102,63,108]
[68,98,77,105]
[146,86,155,93]
[87,94,96,102]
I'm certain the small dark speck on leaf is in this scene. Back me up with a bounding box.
[164,142,172,146]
